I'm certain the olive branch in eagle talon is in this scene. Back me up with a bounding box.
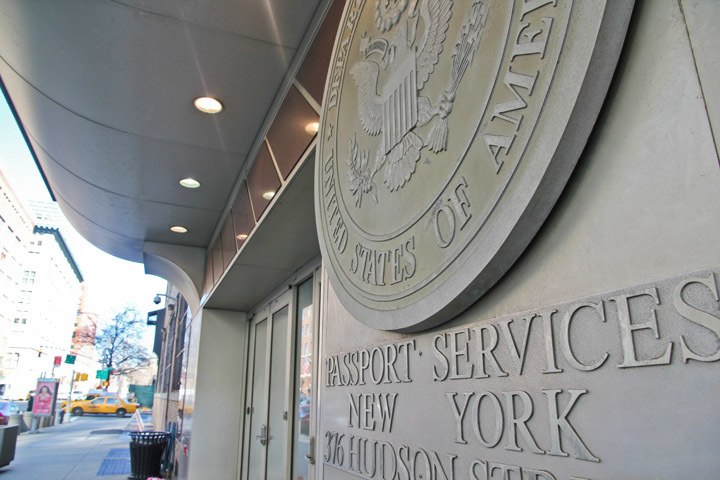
[347,135,378,208]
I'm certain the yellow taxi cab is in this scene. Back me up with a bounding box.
[65,396,138,417]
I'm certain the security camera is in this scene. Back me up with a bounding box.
[153,295,161,305]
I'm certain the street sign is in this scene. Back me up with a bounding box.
[65,354,76,364]
[53,356,61,366]
[96,369,109,380]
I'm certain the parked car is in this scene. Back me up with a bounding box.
[56,390,85,402]
[0,402,20,425]
[65,396,138,417]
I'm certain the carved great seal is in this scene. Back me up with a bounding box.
[316,0,633,332]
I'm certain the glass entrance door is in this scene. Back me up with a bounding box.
[242,269,319,480]
[243,291,292,479]
[291,276,318,479]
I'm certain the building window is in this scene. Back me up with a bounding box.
[172,299,188,392]
[157,296,189,394]
[22,271,36,284]
[7,353,20,367]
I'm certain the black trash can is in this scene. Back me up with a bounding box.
[128,431,169,480]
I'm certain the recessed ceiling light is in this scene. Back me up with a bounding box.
[193,97,223,114]
[170,226,188,233]
[262,191,276,200]
[305,121,319,134]
[236,233,248,241]
[179,178,201,189]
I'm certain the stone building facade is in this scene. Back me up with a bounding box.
[1,1,718,478]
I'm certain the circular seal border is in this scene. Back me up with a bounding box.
[316,0,634,332]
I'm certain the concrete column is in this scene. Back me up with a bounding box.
[186,308,247,480]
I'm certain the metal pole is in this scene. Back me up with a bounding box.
[29,416,39,433]
[67,370,75,417]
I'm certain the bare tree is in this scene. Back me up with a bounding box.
[96,307,151,385]
[73,321,97,349]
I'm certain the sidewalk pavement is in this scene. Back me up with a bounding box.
[0,414,143,480]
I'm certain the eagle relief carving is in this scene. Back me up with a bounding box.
[347,0,488,207]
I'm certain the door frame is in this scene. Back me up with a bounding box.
[241,304,268,480]
[271,288,295,480]
[298,267,322,479]
[241,287,293,480]
[238,258,322,480]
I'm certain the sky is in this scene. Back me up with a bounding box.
[0,96,167,336]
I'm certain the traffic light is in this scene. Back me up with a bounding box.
[74,373,89,382]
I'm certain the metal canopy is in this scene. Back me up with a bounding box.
[0,0,323,263]
[205,154,319,311]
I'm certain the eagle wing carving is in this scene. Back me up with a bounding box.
[350,61,383,136]
[416,0,452,90]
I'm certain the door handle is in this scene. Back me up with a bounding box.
[256,424,272,446]
[304,435,316,465]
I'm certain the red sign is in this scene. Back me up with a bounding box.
[32,380,58,416]
[53,356,62,366]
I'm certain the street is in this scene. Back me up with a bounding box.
[0,415,135,480]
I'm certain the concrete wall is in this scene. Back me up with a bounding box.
[319,1,720,478]
[186,308,247,480]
